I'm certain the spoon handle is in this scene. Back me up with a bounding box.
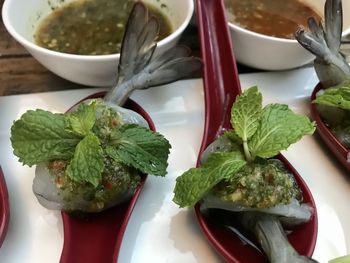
[0,166,9,248]
[195,1,318,262]
[196,0,241,158]
[60,201,136,263]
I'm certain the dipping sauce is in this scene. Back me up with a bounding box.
[35,0,173,55]
[224,0,322,39]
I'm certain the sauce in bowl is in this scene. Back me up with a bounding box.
[35,0,173,55]
[224,0,321,39]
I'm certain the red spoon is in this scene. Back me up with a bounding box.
[59,92,154,263]
[0,166,9,248]
[194,0,317,262]
[310,84,350,172]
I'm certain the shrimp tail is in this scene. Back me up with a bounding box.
[104,2,202,106]
[295,0,350,88]
[241,213,319,263]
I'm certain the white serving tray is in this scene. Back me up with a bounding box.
[0,67,349,263]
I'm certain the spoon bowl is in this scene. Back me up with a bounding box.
[195,156,317,262]
[310,83,350,172]
[59,92,154,263]
[194,0,317,261]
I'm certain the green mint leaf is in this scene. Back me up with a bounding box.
[11,109,81,166]
[248,104,315,159]
[66,133,104,187]
[66,101,96,136]
[313,85,350,110]
[329,255,350,263]
[231,86,262,141]
[106,124,171,176]
[173,151,246,208]
[224,130,242,145]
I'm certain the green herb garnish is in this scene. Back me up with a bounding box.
[329,255,350,263]
[11,100,171,187]
[313,80,350,110]
[173,151,246,208]
[11,109,81,166]
[173,86,315,208]
[105,124,171,176]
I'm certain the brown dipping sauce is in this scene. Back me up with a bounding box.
[35,0,173,55]
[224,0,322,39]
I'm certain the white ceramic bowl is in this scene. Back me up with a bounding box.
[226,0,350,71]
[2,0,194,86]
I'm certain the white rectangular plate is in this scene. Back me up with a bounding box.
[0,67,349,263]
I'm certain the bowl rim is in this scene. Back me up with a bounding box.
[228,20,350,44]
[2,0,194,61]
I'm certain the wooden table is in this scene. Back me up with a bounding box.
[0,0,92,95]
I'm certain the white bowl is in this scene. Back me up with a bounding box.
[2,0,194,86]
[226,0,350,71]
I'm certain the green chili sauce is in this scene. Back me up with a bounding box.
[35,0,173,55]
[213,159,301,208]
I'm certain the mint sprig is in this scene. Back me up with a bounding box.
[173,151,246,208]
[66,102,97,136]
[233,87,315,161]
[248,103,315,159]
[106,124,171,176]
[66,133,104,187]
[11,109,81,166]
[11,101,171,187]
[313,82,350,110]
[329,255,350,263]
[231,86,262,161]
[173,86,315,208]
[231,86,262,140]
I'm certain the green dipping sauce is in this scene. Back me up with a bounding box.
[35,0,173,55]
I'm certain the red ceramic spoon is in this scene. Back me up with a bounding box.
[60,92,154,263]
[310,83,350,172]
[0,166,9,248]
[194,0,317,262]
